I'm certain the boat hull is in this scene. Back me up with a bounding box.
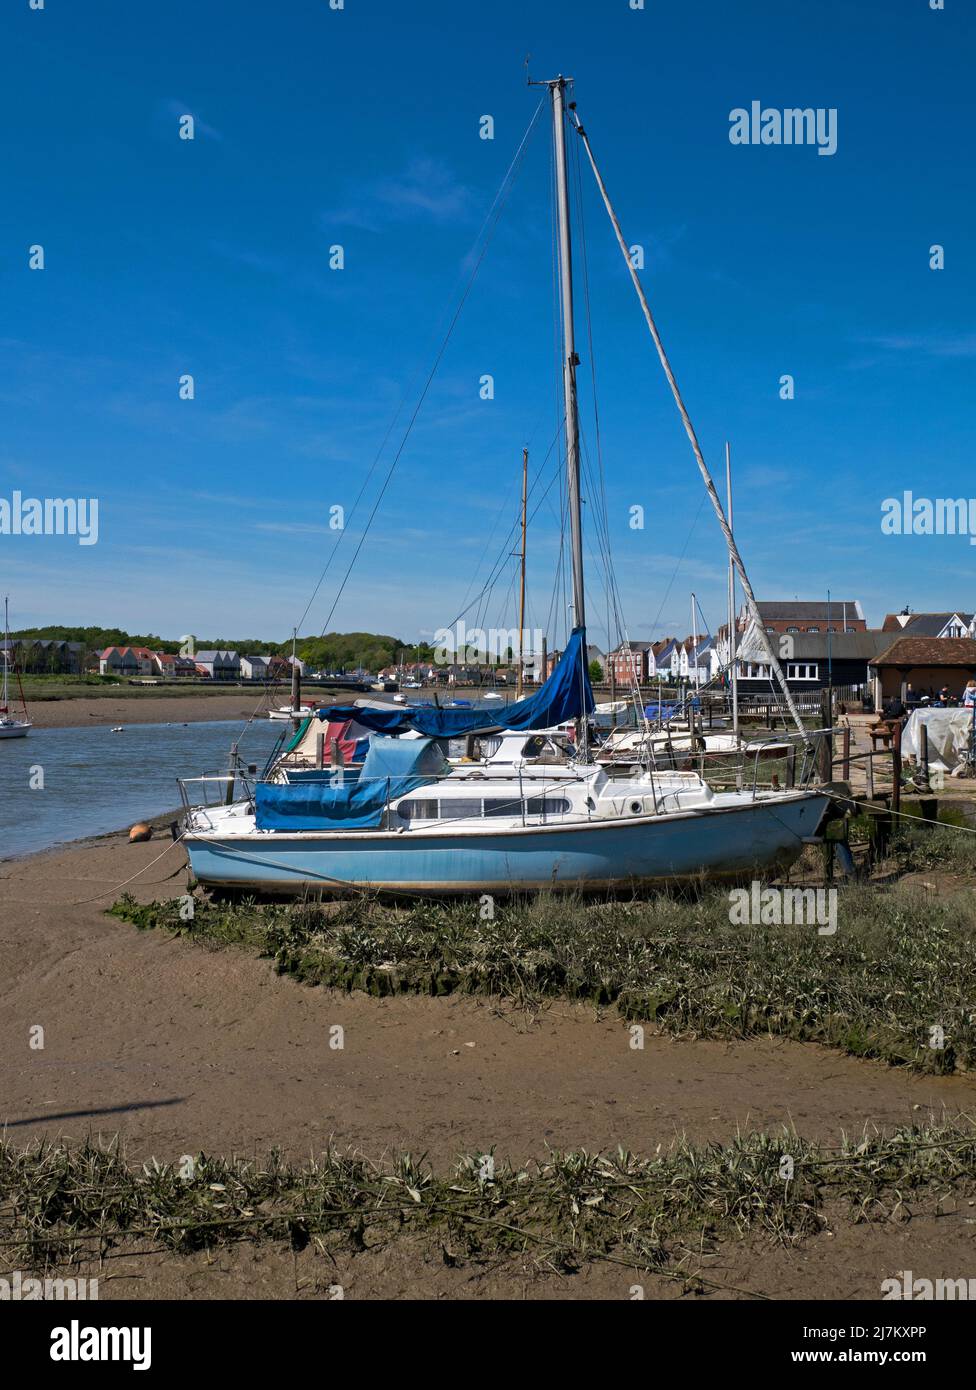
[184,792,829,895]
[0,722,31,739]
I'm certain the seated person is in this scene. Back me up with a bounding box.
[881,695,905,722]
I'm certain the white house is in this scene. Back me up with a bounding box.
[679,637,716,687]
[240,655,270,680]
[643,639,676,681]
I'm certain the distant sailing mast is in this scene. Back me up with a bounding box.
[0,596,31,738]
[516,445,528,699]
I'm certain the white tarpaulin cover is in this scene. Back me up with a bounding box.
[902,707,976,773]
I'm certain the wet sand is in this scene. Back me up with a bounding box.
[4,828,976,1163]
[4,827,976,1298]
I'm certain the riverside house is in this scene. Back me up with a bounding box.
[2,638,84,674]
[194,650,241,680]
[99,645,154,677]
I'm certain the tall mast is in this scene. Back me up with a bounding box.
[549,76,586,634]
[517,446,528,699]
[726,442,739,742]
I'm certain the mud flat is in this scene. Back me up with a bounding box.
[24,692,265,729]
[3,829,975,1299]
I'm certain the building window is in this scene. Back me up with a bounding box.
[786,663,819,680]
[786,626,799,633]
[805,626,820,633]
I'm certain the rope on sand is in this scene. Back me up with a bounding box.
[4,831,190,907]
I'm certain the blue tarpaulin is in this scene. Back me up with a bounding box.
[255,736,446,830]
[644,698,701,722]
[315,627,594,738]
[644,702,679,722]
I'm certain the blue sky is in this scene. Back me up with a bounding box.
[1,0,973,653]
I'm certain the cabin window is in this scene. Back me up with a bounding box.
[525,797,571,816]
[397,795,572,821]
[397,799,438,821]
[437,798,485,820]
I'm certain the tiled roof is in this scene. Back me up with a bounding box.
[898,613,972,637]
[873,637,976,667]
[740,632,892,661]
[757,600,863,621]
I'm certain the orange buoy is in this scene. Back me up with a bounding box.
[129,822,153,843]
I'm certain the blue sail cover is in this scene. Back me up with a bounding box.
[315,627,594,738]
[255,736,446,830]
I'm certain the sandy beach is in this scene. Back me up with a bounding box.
[3,825,976,1297]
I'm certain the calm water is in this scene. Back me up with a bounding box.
[0,719,285,860]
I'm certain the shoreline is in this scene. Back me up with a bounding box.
[21,692,274,729]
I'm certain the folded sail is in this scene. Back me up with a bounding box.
[315,627,594,738]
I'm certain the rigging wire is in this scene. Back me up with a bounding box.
[309,95,546,643]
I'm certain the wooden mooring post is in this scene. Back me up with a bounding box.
[818,689,833,783]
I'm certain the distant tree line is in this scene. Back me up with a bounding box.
[8,626,438,674]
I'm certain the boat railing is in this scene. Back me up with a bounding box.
[177,773,256,815]
[745,726,836,799]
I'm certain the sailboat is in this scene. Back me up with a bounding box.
[180,78,829,895]
[0,597,31,739]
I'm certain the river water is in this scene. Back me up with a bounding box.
[0,719,285,860]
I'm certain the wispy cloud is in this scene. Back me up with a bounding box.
[254,521,335,536]
[855,331,976,360]
[323,157,473,232]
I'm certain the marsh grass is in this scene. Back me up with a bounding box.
[3,1122,974,1285]
[109,881,976,1073]
[888,821,976,875]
